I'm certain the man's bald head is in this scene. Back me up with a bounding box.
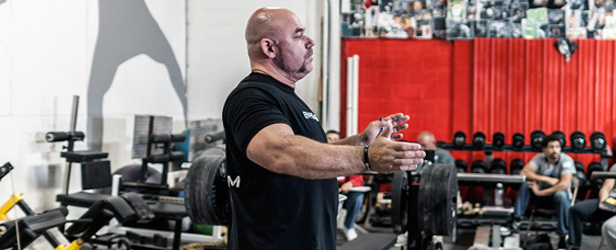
[417,131,436,150]
[245,8,293,58]
[243,8,315,87]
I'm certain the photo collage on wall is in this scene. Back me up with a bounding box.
[340,0,616,39]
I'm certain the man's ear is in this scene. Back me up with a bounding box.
[260,38,277,59]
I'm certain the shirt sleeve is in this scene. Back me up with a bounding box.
[560,158,576,175]
[224,87,289,154]
[348,175,365,187]
[528,154,541,172]
[436,149,454,164]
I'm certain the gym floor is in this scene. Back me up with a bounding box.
[337,225,609,250]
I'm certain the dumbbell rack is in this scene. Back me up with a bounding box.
[435,142,610,170]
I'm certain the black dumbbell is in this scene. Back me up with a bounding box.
[570,131,586,151]
[453,131,467,148]
[490,158,507,174]
[587,162,604,189]
[551,130,567,147]
[493,132,505,149]
[510,158,525,175]
[473,132,486,149]
[455,159,468,173]
[590,132,606,151]
[530,130,546,151]
[512,133,525,149]
[471,160,488,174]
[574,161,587,187]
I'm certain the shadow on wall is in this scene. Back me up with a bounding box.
[87,0,187,151]
[0,0,6,5]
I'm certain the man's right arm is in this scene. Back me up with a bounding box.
[520,163,559,185]
[246,123,425,180]
[599,178,616,202]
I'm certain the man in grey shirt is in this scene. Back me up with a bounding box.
[417,131,454,164]
[568,164,616,250]
[513,135,576,248]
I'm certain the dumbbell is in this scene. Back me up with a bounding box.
[455,159,468,173]
[590,132,606,151]
[551,130,567,147]
[471,160,488,174]
[530,130,546,151]
[587,162,604,189]
[453,131,467,148]
[512,133,525,149]
[574,161,587,187]
[473,132,486,149]
[490,158,507,174]
[493,132,505,149]
[509,158,525,175]
[570,131,586,151]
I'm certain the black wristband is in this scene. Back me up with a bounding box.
[363,145,372,171]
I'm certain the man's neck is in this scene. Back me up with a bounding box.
[251,65,296,89]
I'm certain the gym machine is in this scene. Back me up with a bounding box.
[0,162,156,250]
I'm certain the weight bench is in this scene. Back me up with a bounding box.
[338,233,397,250]
[0,208,67,249]
[63,195,151,249]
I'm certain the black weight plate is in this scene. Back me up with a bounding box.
[391,171,409,234]
[419,164,458,236]
[426,164,444,236]
[427,164,444,235]
[439,164,457,236]
[205,157,229,225]
[185,156,208,224]
[185,153,229,225]
[418,164,434,234]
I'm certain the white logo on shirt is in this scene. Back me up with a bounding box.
[228,175,241,188]
[303,111,319,122]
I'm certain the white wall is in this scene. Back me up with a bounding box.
[0,0,186,222]
[186,0,324,121]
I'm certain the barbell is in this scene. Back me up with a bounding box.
[391,163,458,236]
[185,154,459,238]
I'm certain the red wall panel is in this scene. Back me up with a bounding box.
[340,38,614,171]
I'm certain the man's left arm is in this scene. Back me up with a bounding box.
[530,173,573,196]
[330,113,409,146]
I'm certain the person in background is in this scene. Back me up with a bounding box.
[328,130,365,241]
[416,131,454,164]
[513,135,576,248]
[602,215,616,250]
[326,130,340,143]
[567,163,616,250]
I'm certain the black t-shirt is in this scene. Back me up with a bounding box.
[222,73,338,250]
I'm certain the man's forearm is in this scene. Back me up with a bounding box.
[536,184,568,196]
[331,133,368,146]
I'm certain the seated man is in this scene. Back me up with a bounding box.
[337,175,365,241]
[513,135,576,248]
[416,131,454,164]
[326,130,365,241]
[603,215,616,250]
[568,163,616,250]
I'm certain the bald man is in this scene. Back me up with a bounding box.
[417,131,454,164]
[222,8,425,249]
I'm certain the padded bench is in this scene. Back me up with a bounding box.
[338,233,397,250]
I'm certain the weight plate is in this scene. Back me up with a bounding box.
[185,151,229,225]
[391,171,409,234]
[418,164,458,236]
